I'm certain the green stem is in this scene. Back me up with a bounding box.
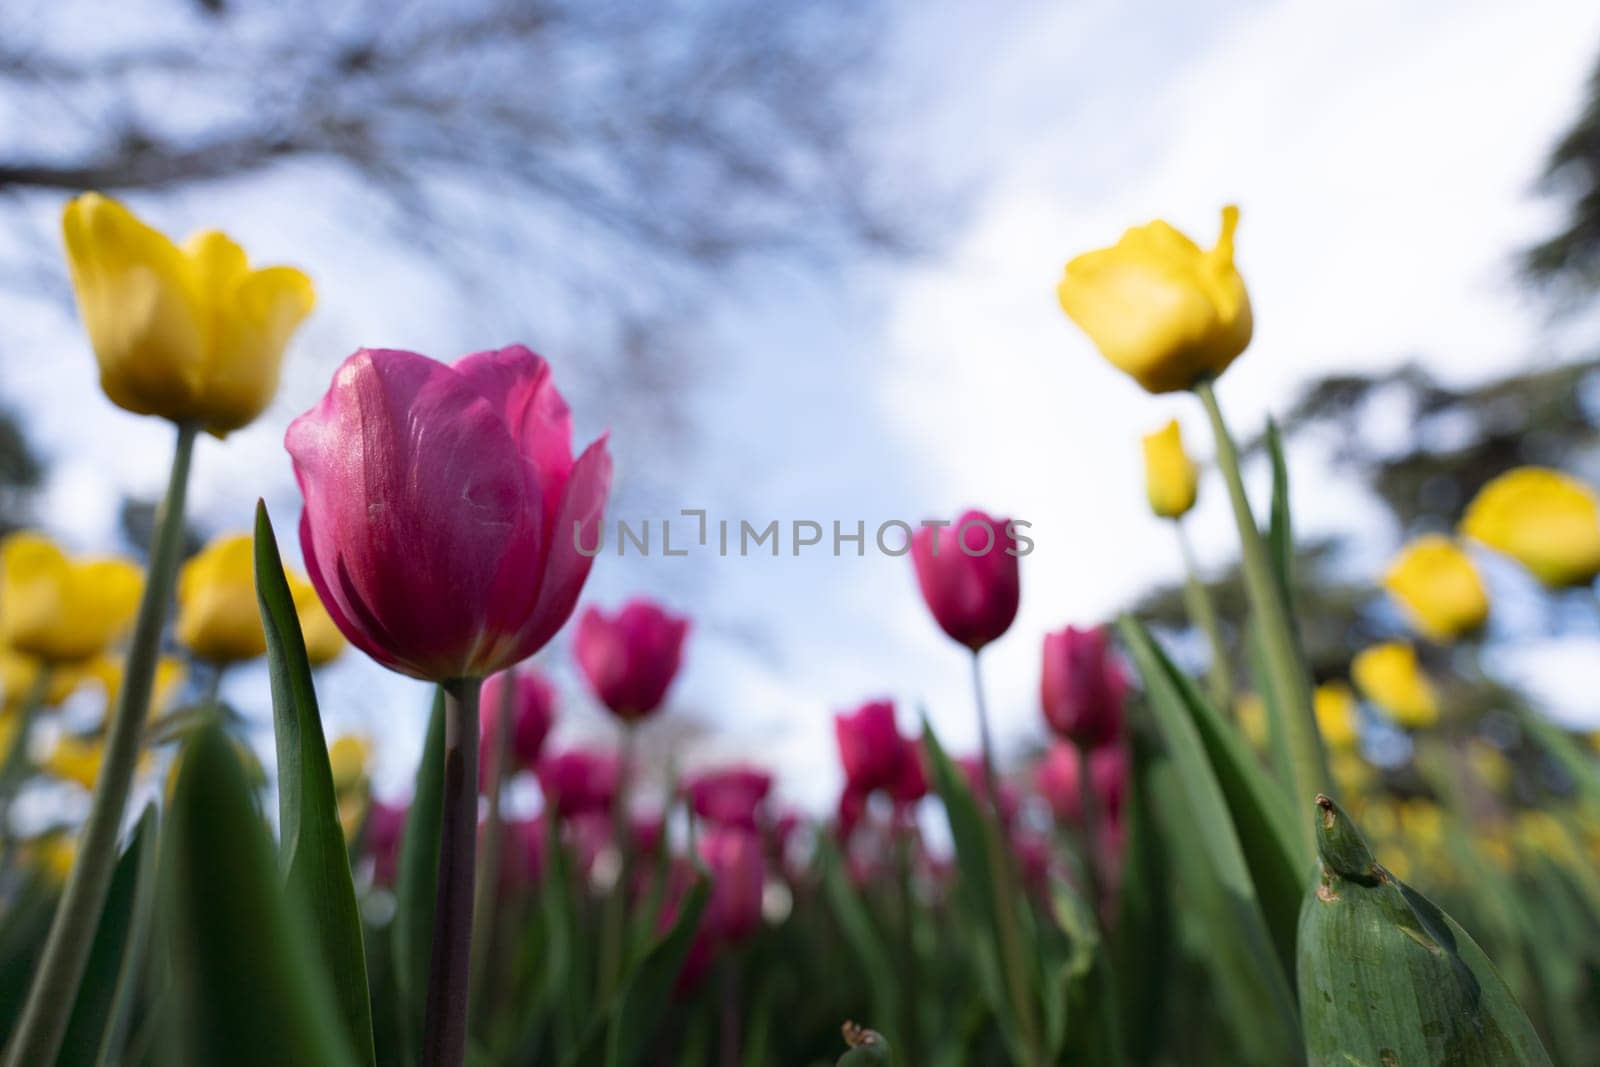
[893,825,923,1065]
[600,721,638,1001]
[1175,520,1233,711]
[970,653,1043,1067]
[1194,379,1326,844]
[5,421,197,1067]
[469,677,508,1029]
[422,676,481,1067]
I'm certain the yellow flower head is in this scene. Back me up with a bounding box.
[45,734,107,790]
[1352,642,1438,730]
[87,654,188,725]
[1382,535,1489,643]
[61,193,315,436]
[177,534,266,664]
[29,835,77,884]
[1460,467,1600,589]
[328,734,371,795]
[1330,751,1374,795]
[292,577,346,667]
[1397,799,1444,849]
[0,533,143,664]
[1058,206,1253,394]
[1234,692,1267,750]
[1,648,94,711]
[1141,419,1199,519]
[1313,682,1360,751]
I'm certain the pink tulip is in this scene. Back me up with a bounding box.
[537,748,620,820]
[699,827,766,944]
[1041,624,1126,748]
[956,755,1020,825]
[686,765,772,830]
[834,700,906,795]
[479,668,557,783]
[1036,740,1127,825]
[502,816,547,888]
[836,786,867,843]
[889,738,929,807]
[574,598,690,721]
[910,509,1021,651]
[365,801,408,887]
[286,346,610,681]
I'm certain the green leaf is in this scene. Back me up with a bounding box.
[1117,616,1303,1062]
[1298,796,1551,1066]
[163,724,356,1066]
[394,686,447,1065]
[1125,615,1309,973]
[817,839,901,1039]
[254,502,375,1066]
[1263,418,1296,617]
[56,805,158,1067]
[603,877,711,1067]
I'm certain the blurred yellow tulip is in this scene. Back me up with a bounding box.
[1329,751,1374,794]
[1460,467,1600,589]
[1234,692,1267,749]
[45,735,108,790]
[1312,682,1360,751]
[86,655,187,725]
[1514,810,1581,868]
[328,734,371,795]
[1,649,92,712]
[1058,206,1252,394]
[0,533,142,664]
[1382,535,1489,642]
[1141,420,1199,519]
[292,578,346,667]
[61,194,315,436]
[1352,642,1438,730]
[1397,799,1444,849]
[29,835,77,884]
[177,534,265,663]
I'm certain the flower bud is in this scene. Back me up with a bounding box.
[910,510,1020,651]
[1382,535,1488,642]
[1141,419,1199,519]
[574,598,689,721]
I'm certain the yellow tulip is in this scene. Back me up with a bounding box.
[1312,682,1360,751]
[1460,467,1600,589]
[1141,419,1199,518]
[328,734,371,795]
[1,649,94,711]
[1234,692,1268,749]
[1397,799,1444,849]
[292,578,346,667]
[1381,535,1489,642]
[29,835,77,884]
[87,655,187,725]
[1329,751,1374,794]
[45,735,107,790]
[1352,642,1438,730]
[0,533,142,664]
[61,193,315,436]
[1058,205,1252,394]
[338,792,370,844]
[177,534,266,664]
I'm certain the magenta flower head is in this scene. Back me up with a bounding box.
[480,667,557,772]
[1041,624,1127,748]
[686,765,773,830]
[286,345,611,681]
[1036,740,1127,825]
[537,747,620,820]
[834,699,906,795]
[910,509,1021,651]
[574,598,690,721]
[698,827,766,945]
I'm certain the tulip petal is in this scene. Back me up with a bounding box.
[287,349,539,680]
[510,434,612,660]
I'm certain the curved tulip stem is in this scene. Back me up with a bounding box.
[6,420,197,1067]
[1194,378,1325,853]
[422,676,481,1067]
[1175,519,1233,711]
[969,652,1043,1067]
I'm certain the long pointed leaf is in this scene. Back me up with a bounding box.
[164,724,355,1066]
[394,687,446,1065]
[603,878,711,1067]
[255,502,375,1066]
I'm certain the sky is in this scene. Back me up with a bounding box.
[5,0,1600,815]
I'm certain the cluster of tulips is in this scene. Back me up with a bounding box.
[0,189,1598,1067]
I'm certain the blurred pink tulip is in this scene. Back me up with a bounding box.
[836,786,867,843]
[574,598,690,721]
[1036,740,1127,825]
[479,668,557,786]
[538,748,620,820]
[686,765,772,830]
[699,827,765,944]
[1041,624,1127,748]
[956,755,1021,825]
[365,801,408,887]
[286,345,610,681]
[910,509,1021,651]
[834,700,906,795]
